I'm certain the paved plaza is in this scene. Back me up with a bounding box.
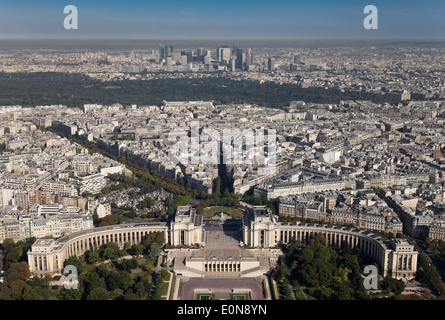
[181,278,264,300]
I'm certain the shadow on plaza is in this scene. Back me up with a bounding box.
[203,219,243,243]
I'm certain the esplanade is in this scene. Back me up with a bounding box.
[27,205,418,280]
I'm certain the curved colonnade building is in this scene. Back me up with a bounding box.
[27,206,418,280]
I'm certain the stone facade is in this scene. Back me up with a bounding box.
[27,205,417,281]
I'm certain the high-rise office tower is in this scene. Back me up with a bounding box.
[245,48,254,69]
[166,45,173,57]
[217,45,231,63]
[181,55,188,65]
[166,57,173,72]
[197,48,205,56]
[230,59,236,71]
[204,52,211,65]
[159,45,166,60]
[235,48,244,69]
[268,57,275,71]
[196,48,207,63]
[172,52,181,62]
[160,44,173,60]
[181,51,193,63]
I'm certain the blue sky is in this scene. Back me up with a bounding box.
[0,0,444,39]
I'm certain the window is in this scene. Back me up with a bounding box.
[180,230,185,246]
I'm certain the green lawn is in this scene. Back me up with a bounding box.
[202,206,245,219]
[168,273,176,300]
[230,293,249,300]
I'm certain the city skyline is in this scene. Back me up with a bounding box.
[1,0,445,40]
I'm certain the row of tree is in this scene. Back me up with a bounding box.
[275,236,407,300]
[0,73,403,108]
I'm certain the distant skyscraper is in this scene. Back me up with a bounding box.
[159,45,166,60]
[246,48,254,68]
[197,48,205,56]
[166,45,173,58]
[166,57,173,72]
[196,48,207,63]
[230,59,236,71]
[204,52,211,65]
[268,57,275,71]
[172,52,181,62]
[235,48,244,69]
[217,45,231,63]
[181,55,188,65]
[181,51,193,63]
[159,44,173,60]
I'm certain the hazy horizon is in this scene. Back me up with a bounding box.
[1,38,445,51]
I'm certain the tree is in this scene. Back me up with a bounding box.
[64,255,83,271]
[4,263,21,283]
[87,251,101,264]
[139,197,155,209]
[195,204,204,216]
[123,290,138,300]
[106,271,121,291]
[117,271,133,291]
[314,259,334,287]
[99,215,120,227]
[140,273,153,292]
[142,263,154,274]
[96,263,109,278]
[107,242,120,255]
[6,246,22,263]
[333,267,352,284]
[82,272,102,294]
[10,280,27,300]
[57,288,82,300]
[129,244,144,257]
[2,238,15,252]
[381,275,405,294]
[159,269,170,282]
[275,263,290,282]
[298,246,314,265]
[0,286,12,300]
[4,262,31,282]
[142,232,165,248]
[102,247,116,260]
[147,243,160,260]
[87,287,110,300]
[18,261,31,280]
[417,253,443,295]
[22,286,44,300]
[134,281,147,299]
[29,276,44,288]
[44,274,53,287]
